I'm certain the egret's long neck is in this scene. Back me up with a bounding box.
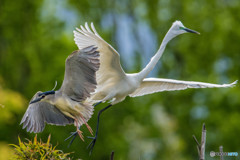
[137,28,176,80]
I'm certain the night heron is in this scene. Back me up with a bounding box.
[68,21,237,151]
[20,46,100,141]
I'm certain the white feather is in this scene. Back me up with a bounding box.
[130,78,237,97]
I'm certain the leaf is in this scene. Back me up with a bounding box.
[11,134,72,159]
[47,134,51,145]
[34,134,37,145]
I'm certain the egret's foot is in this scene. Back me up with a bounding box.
[65,132,77,148]
[65,124,82,147]
[65,131,78,148]
[87,136,97,155]
[65,131,78,141]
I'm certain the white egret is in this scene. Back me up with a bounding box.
[21,46,100,141]
[69,21,237,151]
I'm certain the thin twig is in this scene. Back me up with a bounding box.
[193,135,200,156]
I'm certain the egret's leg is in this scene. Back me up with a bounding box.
[65,101,102,147]
[87,104,112,155]
[94,101,102,107]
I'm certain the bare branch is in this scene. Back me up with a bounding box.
[193,135,200,147]
[111,151,114,160]
[193,123,207,160]
[193,135,201,156]
[200,123,206,160]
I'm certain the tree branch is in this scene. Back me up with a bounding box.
[110,151,114,160]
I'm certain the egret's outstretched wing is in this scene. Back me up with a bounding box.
[20,92,74,133]
[130,78,237,97]
[73,23,126,94]
[60,46,100,101]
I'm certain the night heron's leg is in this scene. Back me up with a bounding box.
[65,101,102,147]
[87,104,112,155]
[78,112,93,135]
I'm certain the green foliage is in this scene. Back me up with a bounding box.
[11,135,72,160]
[0,78,26,125]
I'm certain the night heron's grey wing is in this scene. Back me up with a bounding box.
[60,46,100,101]
[20,93,74,133]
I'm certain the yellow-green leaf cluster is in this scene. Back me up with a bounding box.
[10,135,72,160]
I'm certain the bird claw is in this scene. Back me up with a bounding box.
[65,131,78,141]
[87,136,97,155]
[65,131,78,148]
[77,130,85,141]
[70,131,77,135]
[65,129,84,148]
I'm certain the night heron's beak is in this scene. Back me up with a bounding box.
[30,90,55,104]
[183,27,200,34]
[39,90,55,96]
[30,97,43,104]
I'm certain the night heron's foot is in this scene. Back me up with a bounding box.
[87,136,97,155]
[73,118,85,141]
[77,130,84,141]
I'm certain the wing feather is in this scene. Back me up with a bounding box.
[60,46,100,101]
[74,23,126,98]
[130,78,237,97]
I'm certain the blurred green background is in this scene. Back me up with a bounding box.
[0,0,239,159]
